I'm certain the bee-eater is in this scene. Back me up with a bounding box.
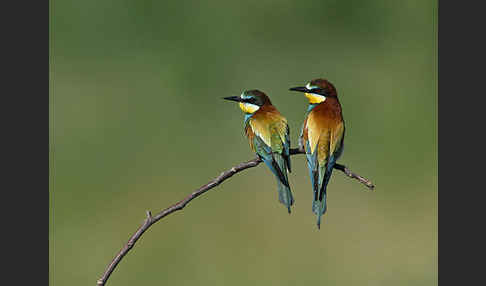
[223,90,294,213]
[289,79,345,228]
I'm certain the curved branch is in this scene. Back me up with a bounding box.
[96,148,374,285]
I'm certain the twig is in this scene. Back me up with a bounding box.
[333,164,375,190]
[96,147,374,285]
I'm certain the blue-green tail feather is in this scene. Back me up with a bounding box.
[277,179,293,213]
[260,153,294,213]
[314,155,336,228]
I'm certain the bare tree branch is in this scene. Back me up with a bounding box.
[96,147,375,285]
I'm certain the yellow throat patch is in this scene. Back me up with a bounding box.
[305,93,326,104]
[239,102,260,113]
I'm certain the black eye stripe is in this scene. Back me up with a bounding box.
[311,88,337,98]
[308,88,323,94]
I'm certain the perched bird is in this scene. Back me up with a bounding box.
[289,79,345,228]
[223,90,294,213]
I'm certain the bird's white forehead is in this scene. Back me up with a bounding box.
[240,92,251,99]
[306,83,318,90]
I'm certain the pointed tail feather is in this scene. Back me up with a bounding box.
[277,179,294,213]
[314,158,336,229]
[260,153,294,213]
[272,153,294,213]
[313,193,327,228]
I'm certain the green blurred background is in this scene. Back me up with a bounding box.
[50,0,437,285]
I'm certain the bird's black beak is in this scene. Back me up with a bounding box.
[223,96,244,102]
[289,86,310,93]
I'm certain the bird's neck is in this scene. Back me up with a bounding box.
[244,113,254,125]
[307,97,340,113]
[307,103,320,113]
[243,103,274,124]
